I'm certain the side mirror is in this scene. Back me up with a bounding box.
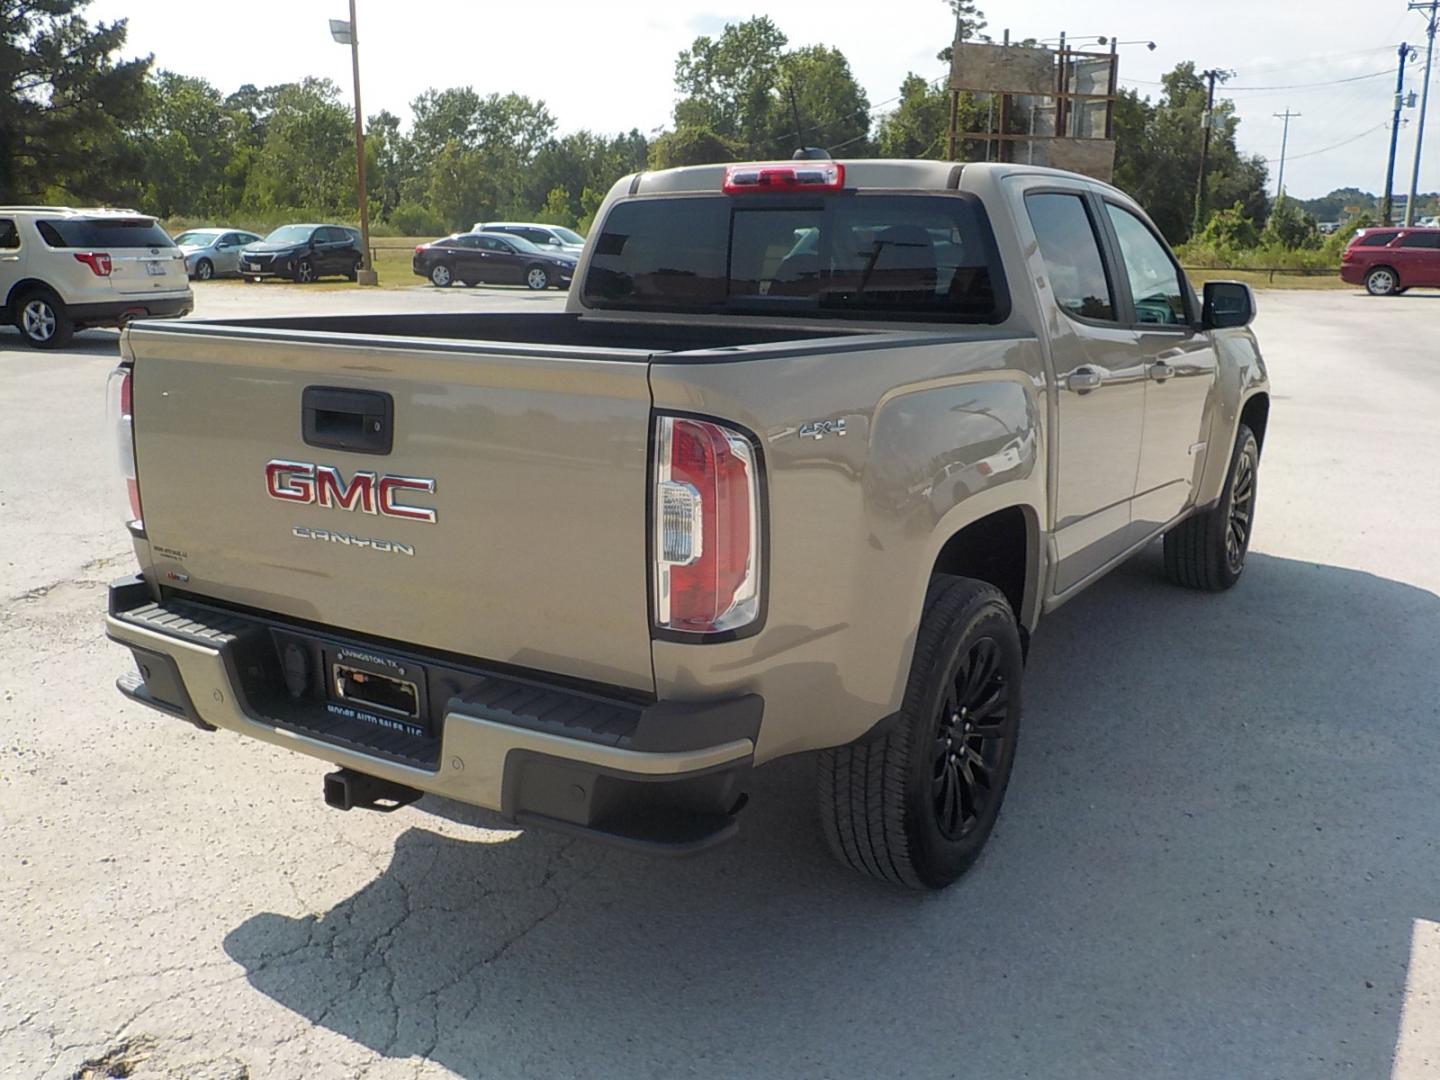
[1201,281,1256,330]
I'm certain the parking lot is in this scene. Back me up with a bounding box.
[2,285,1438,1079]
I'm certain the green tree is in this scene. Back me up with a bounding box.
[1195,202,1259,250]
[120,70,244,218]
[1112,65,1269,244]
[242,78,353,212]
[875,74,951,158]
[648,125,744,169]
[773,45,870,154]
[534,186,576,227]
[669,17,871,158]
[1261,200,1320,250]
[0,0,151,201]
[937,1,989,62]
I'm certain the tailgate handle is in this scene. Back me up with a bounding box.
[302,387,393,455]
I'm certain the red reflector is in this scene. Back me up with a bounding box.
[119,369,132,416]
[723,161,845,195]
[126,477,142,522]
[74,252,112,276]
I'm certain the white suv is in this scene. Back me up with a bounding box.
[471,221,586,255]
[1,207,193,349]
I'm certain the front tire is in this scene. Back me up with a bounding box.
[818,576,1022,890]
[525,265,550,291]
[195,259,214,281]
[429,263,453,288]
[16,290,73,349]
[1365,266,1398,296]
[294,258,317,284]
[1163,423,1259,591]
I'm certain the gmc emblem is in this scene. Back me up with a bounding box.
[265,460,437,523]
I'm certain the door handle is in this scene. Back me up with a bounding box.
[1066,368,1104,394]
[1148,361,1175,382]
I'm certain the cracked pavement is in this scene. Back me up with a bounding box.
[2,287,1439,1078]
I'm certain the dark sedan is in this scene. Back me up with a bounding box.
[413,232,575,290]
[240,224,363,284]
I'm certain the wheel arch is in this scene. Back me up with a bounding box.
[4,277,61,311]
[1239,392,1270,454]
[929,503,1040,638]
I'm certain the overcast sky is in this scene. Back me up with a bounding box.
[86,0,1439,201]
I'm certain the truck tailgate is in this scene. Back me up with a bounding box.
[124,323,656,693]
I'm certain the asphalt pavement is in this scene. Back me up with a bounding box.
[1,283,1437,1080]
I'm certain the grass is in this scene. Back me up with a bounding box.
[1184,268,1352,291]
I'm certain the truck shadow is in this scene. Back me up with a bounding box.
[223,549,1440,1078]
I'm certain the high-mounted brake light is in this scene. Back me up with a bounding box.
[74,252,113,276]
[653,416,762,634]
[107,367,142,529]
[723,162,845,195]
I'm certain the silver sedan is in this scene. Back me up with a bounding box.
[173,228,264,280]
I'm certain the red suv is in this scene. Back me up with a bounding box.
[1341,226,1440,295]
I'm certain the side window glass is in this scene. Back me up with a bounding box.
[0,219,18,249]
[1399,233,1440,249]
[479,238,501,251]
[1024,192,1115,322]
[1104,204,1187,325]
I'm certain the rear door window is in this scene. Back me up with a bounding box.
[1398,232,1440,248]
[36,218,174,248]
[0,219,18,249]
[583,194,1005,322]
[1024,192,1116,322]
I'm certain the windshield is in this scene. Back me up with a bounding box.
[173,231,217,247]
[37,218,175,249]
[263,225,314,245]
[553,227,585,245]
[499,234,545,254]
[583,194,1006,322]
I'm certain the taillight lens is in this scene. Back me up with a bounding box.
[74,252,113,276]
[107,366,142,528]
[653,416,762,634]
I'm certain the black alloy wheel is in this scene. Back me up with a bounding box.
[932,636,1013,841]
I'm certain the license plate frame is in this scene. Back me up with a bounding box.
[145,260,167,277]
[321,645,431,739]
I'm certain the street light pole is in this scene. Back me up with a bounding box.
[332,1,376,285]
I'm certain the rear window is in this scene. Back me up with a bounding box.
[583,194,1006,322]
[36,218,174,249]
[1354,231,1397,248]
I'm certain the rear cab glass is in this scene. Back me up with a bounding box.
[36,218,175,249]
[583,193,1008,322]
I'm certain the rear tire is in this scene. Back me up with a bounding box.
[430,263,454,287]
[347,261,359,282]
[15,289,73,349]
[818,576,1023,890]
[1365,266,1398,296]
[1163,424,1259,591]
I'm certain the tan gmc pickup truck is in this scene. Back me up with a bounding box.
[105,159,1269,889]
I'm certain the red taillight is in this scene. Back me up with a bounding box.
[107,367,142,527]
[653,416,762,634]
[723,161,845,195]
[74,251,112,276]
[415,244,426,254]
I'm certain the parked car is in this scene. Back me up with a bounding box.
[413,231,575,290]
[239,224,363,284]
[1417,215,1439,228]
[108,158,1268,890]
[0,206,192,348]
[471,221,585,255]
[1340,226,1440,295]
[173,228,264,280]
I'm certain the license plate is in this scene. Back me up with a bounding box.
[146,261,166,276]
[246,262,260,271]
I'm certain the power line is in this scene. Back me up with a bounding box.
[1255,121,1389,163]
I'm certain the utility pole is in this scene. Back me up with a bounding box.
[1405,0,1438,226]
[1272,108,1301,207]
[1192,69,1229,237]
[1383,42,1413,224]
